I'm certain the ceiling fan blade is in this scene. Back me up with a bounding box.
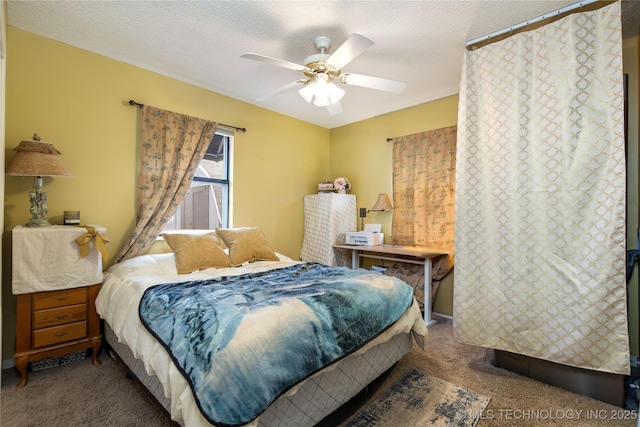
[340,73,407,94]
[327,101,343,116]
[256,80,306,102]
[327,33,374,69]
[241,53,307,72]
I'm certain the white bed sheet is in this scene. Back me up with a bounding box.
[96,253,427,427]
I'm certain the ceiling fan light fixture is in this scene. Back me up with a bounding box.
[299,73,344,107]
[327,81,345,104]
[244,33,406,115]
[298,80,316,103]
[313,95,330,107]
[313,73,331,106]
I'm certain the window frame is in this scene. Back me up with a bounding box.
[164,128,232,230]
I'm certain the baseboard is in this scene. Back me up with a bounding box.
[432,312,453,322]
[2,358,15,370]
[495,349,625,407]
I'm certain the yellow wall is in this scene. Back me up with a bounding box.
[2,26,639,361]
[329,96,459,315]
[2,27,329,360]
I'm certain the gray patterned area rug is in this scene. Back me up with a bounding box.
[345,368,491,427]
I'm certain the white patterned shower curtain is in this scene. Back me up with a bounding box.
[454,2,629,375]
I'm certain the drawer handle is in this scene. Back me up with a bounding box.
[55,297,68,301]
[54,332,68,337]
[54,315,69,320]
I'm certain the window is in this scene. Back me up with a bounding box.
[164,130,231,230]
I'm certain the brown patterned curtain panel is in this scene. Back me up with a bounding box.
[116,106,217,263]
[388,125,456,306]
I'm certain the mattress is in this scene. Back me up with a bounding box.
[96,253,427,427]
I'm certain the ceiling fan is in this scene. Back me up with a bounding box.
[241,33,407,115]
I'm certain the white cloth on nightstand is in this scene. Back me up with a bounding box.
[12,224,106,294]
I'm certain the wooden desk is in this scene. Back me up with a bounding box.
[334,244,448,326]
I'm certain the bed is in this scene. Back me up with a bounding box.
[95,229,427,427]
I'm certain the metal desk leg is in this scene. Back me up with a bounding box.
[351,249,359,269]
[424,257,437,326]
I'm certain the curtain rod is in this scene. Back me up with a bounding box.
[465,0,603,49]
[128,100,247,133]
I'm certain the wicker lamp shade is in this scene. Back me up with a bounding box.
[6,137,72,177]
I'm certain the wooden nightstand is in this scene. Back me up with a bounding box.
[14,285,102,387]
[12,225,107,387]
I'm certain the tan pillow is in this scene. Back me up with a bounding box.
[216,227,279,267]
[162,232,230,274]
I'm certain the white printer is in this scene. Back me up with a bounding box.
[345,224,384,245]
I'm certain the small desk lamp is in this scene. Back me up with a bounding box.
[359,193,394,230]
[6,134,73,227]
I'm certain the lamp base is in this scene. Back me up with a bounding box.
[25,217,52,227]
[26,180,52,227]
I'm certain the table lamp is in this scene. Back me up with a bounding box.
[6,134,73,227]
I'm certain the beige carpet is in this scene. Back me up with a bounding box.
[1,320,636,426]
[344,320,637,427]
[1,352,172,426]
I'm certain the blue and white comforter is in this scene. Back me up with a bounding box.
[138,263,414,427]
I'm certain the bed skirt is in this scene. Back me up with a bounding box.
[103,322,413,426]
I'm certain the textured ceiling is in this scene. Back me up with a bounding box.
[7,1,640,129]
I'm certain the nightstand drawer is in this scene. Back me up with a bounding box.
[33,321,87,348]
[33,304,87,329]
[33,288,87,310]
